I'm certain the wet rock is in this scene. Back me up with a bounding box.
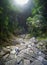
[24,59,30,65]
[19,34,26,39]
[10,49,16,54]
[27,44,33,49]
[38,51,45,58]
[42,60,47,65]
[18,48,36,62]
[19,45,27,50]
[2,47,10,52]
[29,46,38,54]
[3,54,9,60]
[36,42,46,52]
[8,49,17,59]
[6,46,10,49]
[0,59,5,65]
[38,42,44,46]
[43,50,47,60]
[9,54,17,59]
[5,59,17,65]
[36,56,44,62]
[17,38,24,43]
[0,50,5,56]
[29,37,38,43]
[30,60,44,65]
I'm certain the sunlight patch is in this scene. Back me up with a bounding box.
[15,0,29,6]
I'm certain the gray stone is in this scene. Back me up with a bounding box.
[24,59,30,65]
[17,56,24,65]
[30,60,44,65]
[38,51,45,57]
[3,54,9,60]
[5,59,17,65]
[8,54,17,59]
[0,59,5,65]
[18,48,36,62]
[42,60,47,65]
[3,47,10,52]
[29,37,37,43]
[0,50,5,56]
[36,56,44,62]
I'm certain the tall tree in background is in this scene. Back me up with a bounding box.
[26,0,47,37]
[0,0,19,41]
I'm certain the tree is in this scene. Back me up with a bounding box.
[26,0,47,37]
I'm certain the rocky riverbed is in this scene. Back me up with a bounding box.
[0,36,47,65]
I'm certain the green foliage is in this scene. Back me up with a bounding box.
[27,14,47,37]
[26,0,47,37]
[0,3,23,41]
[0,0,47,41]
[0,0,20,40]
